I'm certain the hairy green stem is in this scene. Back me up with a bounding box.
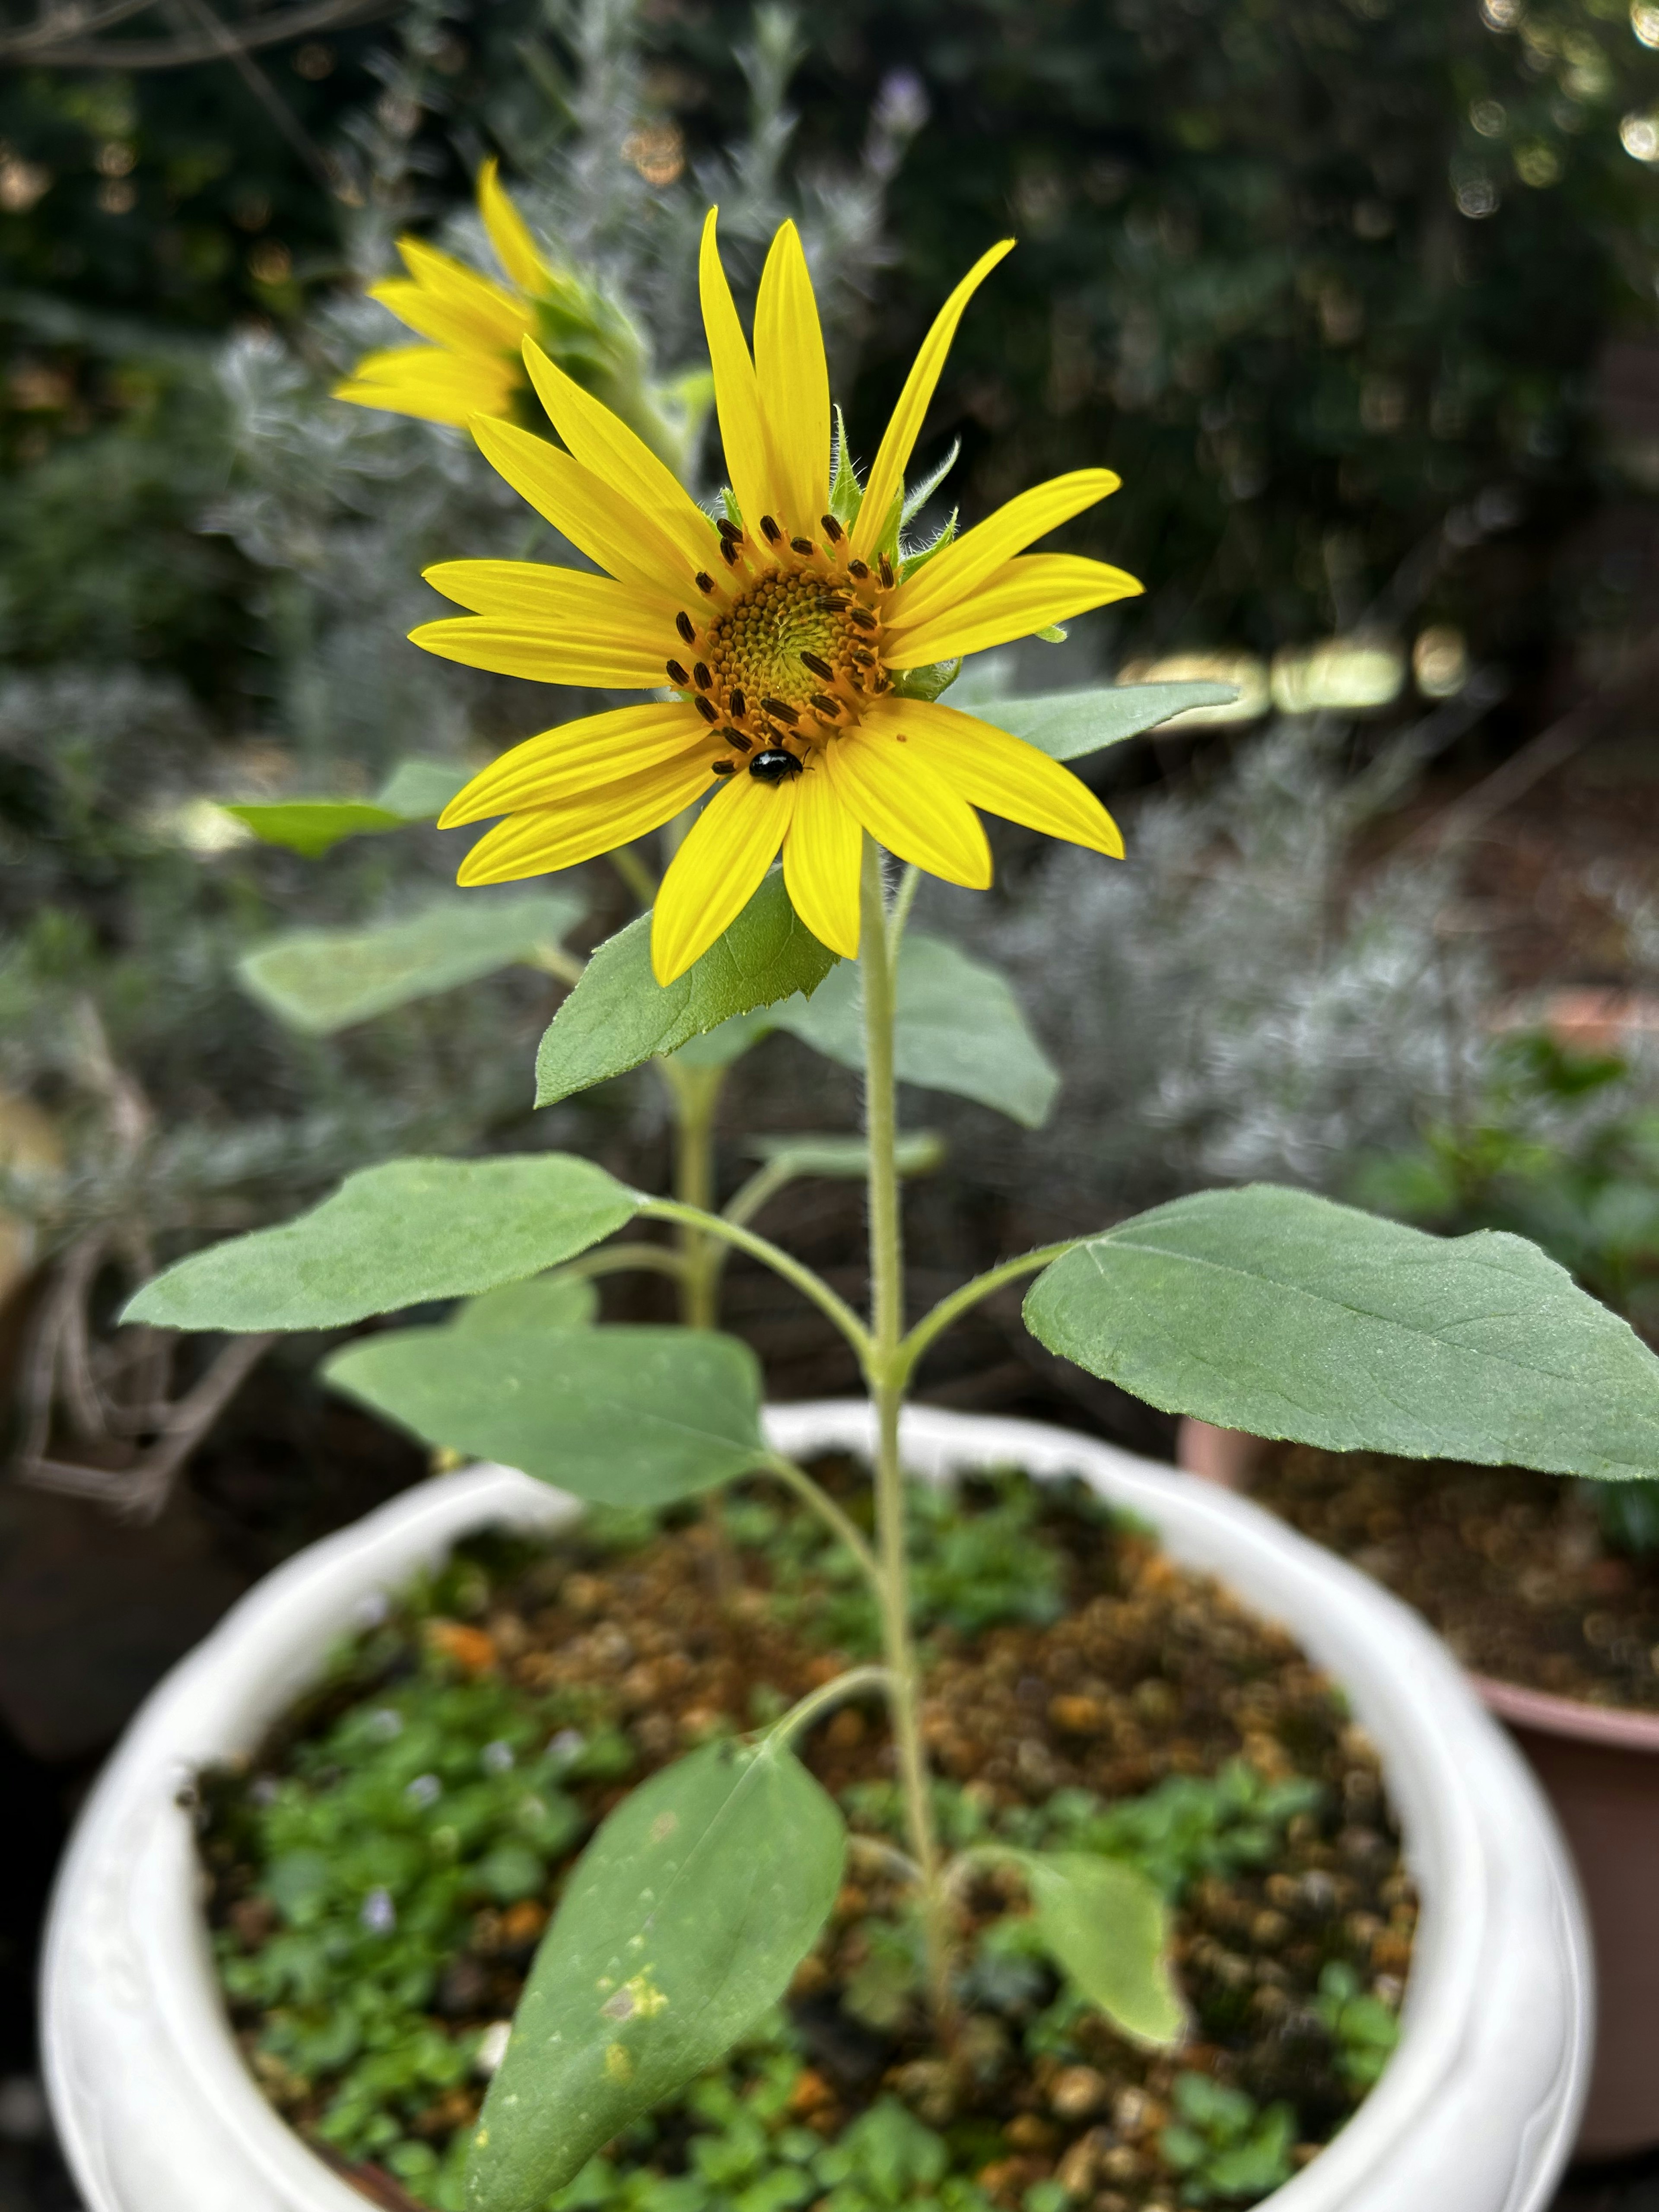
[639,1198,871,1360]
[764,1452,883,1592]
[859,837,952,2023]
[721,1157,800,1233]
[771,1663,893,1749]
[896,1241,1081,1386]
[886,862,922,957]
[553,1242,690,1284]
[658,1058,726,1329]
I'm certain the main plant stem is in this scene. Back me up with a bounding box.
[859,837,952,2024]
[664,1059,725,1329]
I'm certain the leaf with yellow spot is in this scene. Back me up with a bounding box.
[466,1735,845,2212]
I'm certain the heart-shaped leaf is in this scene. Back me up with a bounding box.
[967,681,1238,762]
[124,1155,637,1331]
[775,933,1058,1129]
[1019,1851,1186,2048]
[1024,1183,1659,1480]
[466,1737,845,2212]
[535,870,839,1106]
[324,1325,765,1502]
[239,890,584,1035]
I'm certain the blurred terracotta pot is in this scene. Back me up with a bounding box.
[1176,1415,1659,2161]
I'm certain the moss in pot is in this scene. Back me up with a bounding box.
[119,214,1659,2212]
[194,1471,1413,2212]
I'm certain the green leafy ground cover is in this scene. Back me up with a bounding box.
[198,1472,1405,2212]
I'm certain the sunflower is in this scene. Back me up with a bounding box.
[334,158,549,428]
[336,159,686,461]
[419,213,1142,984]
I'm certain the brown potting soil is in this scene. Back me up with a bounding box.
[198,1462,1416,2212]
[1250,1444,1659,1710]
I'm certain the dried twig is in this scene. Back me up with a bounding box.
[0,0,395,67]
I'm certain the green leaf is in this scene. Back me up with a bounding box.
[1024,1183,1659,1481]
[238,890,584,1034]
[746,1132,944,1179]
[223,799,407,858]
[775,933,1058,1128]
[222,757,471,858]
[969,681,1239,762]
[535,870,838,1106]
[449,1272,598,1334]
[1018,1851,1186,2048]
[324,1325,765,1502]
[467,1736,845,2212]
[124,1155,637,1331]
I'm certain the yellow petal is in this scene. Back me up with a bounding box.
[422,558,677,633]
[521,339,720,575]
[883,553,1143,668]
[335,350,519,426]
[384,243,533,350]
[754,220,830,537]
[440,704,708,825]
[821,729,991,888]
[457,750,715,885]
[410,617,668,689]
[651,773,796,984]
[886,469,1121,629]
[477,156,549,295]
[861,697,1124,858]
[781,757,862,959]
[368,280,527,362]
[849,239,1014,560]
[470,416,705,601]
[698,208,774,536]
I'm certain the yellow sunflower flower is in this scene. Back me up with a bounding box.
[335,158,549,428]
[420,212,1143,984]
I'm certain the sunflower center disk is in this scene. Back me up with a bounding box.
[709,573,853,715]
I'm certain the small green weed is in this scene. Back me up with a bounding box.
[1313,1962,1400,2091]
[1158,2074,1297,2205]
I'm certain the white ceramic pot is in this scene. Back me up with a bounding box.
[43,1404,1592,2212]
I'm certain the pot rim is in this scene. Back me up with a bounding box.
[1175,1415,1659,1756]
[42,1402,1591,2212]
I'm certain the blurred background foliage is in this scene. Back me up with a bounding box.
[5,0,1659,677]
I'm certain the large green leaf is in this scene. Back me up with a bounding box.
[969,681,1238,762]
[1020,1852,1186,2048]
[467,1737,845,2212]
[124,1155,637,1331]
[1024,1183,1659,1480]
[775,933,1058,1128]
[324,1325,765,1502]
[238,890,584,1035]
[224,756,471,858]
[535,870,838,1106]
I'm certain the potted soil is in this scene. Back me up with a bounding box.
[44,1405,1589,2212]
[1176,1415,1656,2157]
